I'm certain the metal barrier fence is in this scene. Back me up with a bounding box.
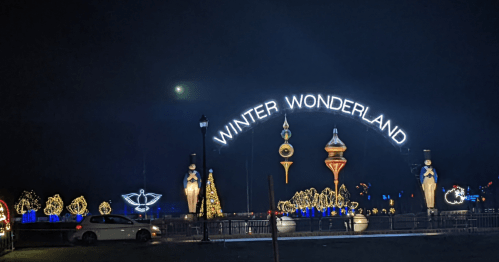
[160,213,499,237]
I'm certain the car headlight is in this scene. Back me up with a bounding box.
[151,226,159,231]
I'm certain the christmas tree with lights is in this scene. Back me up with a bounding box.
[200,169,223,219]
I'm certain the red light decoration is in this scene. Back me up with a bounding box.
[0,200,10,224]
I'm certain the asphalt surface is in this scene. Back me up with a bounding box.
[1,233,497,262]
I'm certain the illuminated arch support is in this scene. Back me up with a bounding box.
[213,94,408,146]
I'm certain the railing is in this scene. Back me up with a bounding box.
[159,213,499,238]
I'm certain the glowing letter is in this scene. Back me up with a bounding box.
[330,96,343,110]
[381,120,399,136]
[317,95,330,109]
[371,115,384,129]
[229,123,238,134]
[243,109,256,123]
[341,99,354,114]
[233,115,250,131]
[391,129,406,144]
[362,107,371,122]
[213,125,233,145]
[254,104,267,119]
[285,95,304,109]
[351,103,365,117]
[304,95,317,108]
[265,101,279,115]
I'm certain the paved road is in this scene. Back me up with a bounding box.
[1,233,497,262]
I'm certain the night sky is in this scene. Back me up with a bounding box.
[1,0,498,214]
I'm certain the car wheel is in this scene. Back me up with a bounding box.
[82,232,97,245]
[136,230,151,242]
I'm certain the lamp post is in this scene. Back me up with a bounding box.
[199,115,210,242]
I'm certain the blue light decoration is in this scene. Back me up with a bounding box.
[49,215,59,222]
[388,195,390,199]
[122,189,162,212]
[76,214,83,223]
[22,210,36,223]
[345,207,348,214]
[306,207,310,217]
[312,207,315,217]
[296,208,299,215]
[368,195,371,200]
[327,207,331,216]
[442,187,446,193]
[465,195,480,202]
[383,195,387,200]
[399,193,402,198]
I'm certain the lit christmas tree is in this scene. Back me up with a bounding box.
[200,169,223,219]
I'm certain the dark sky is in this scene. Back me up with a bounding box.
[1,0,498,214]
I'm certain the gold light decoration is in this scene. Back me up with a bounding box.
[324,128,347,206]
[381,208,387,215]
[44,194,64,216]
[372,208,379,215]
[67,196,89,216]
[389,199,394,207]
[279,115,294,183]
[199,169,223,219]
[99,201,112,215]
[15,190,41,215]
[277,185,360,214]
[389,208,396,215]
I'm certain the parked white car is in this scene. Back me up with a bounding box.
[72,215,161,244]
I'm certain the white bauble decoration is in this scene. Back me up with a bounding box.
[353,214,368,232]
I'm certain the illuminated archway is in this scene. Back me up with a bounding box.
[213,94,407,147]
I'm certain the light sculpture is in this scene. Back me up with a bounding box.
[199,169,223,219]
[184,154,202,213]
[99,201,112,215]
[324,128,347,207]
[122,189,162,213]
[277,186,358,216]
[279,115,294,183]
[0,200,11,236]
[445,186,465,205]
[420,150,438,211]
[66,196,89,222]
[44,194,63,222]
[15,190,41,223]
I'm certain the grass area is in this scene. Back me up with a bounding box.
[1,233,498,262]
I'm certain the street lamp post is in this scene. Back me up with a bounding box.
[199,115,210,242]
